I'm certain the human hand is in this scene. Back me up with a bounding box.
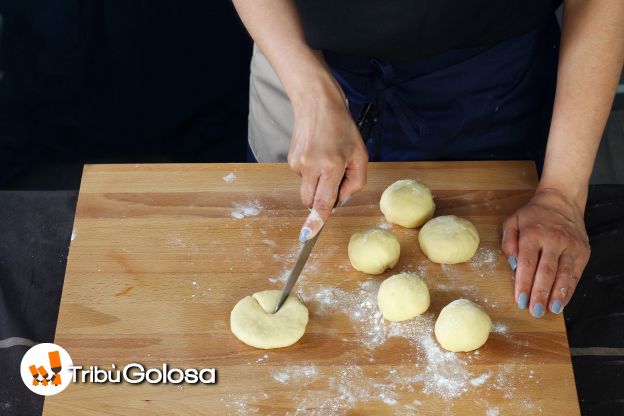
[501,187,590,317]
[288,80,368,242]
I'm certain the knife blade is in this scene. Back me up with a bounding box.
[272,103,378,314]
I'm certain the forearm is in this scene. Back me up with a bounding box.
[231,0,345,112]
[539,0,624,209]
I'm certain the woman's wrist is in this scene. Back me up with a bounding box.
[288,73,348,116]
[536,175,589,213]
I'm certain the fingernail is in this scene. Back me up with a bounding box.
[299,227,311,242]
[551,300,562,314]
[517,293,528,310]
[339,195,351,207]
[508,256,517,272]
[532,303,545,318]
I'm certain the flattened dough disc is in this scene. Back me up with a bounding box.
[230,290,309,349]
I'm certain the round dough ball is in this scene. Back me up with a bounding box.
[380,179,435,228]
[434,299,492,352]
[418,215,479,264]
[348,228,400,275]
[230,290,308,349]
[377,273,430,321]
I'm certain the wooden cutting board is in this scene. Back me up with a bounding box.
[44,162,580,415]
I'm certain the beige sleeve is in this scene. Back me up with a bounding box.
[248,44,294,162]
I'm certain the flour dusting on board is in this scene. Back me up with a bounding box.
[271,365,318,386]
[470,247,500,277]
[492,322,510,337]
[231,233,538,414]
[376,219,392,229]
[301,280,501,400]
[223,172,237,183]
[231,200,263,219]
[227,278,539,415]
[486,407,501,416]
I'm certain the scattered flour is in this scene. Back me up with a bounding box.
[231,200,263,219]
[377,219,392,229]
[470,372,492,387]
[492,322,509,336]
[486,407,501,416]
[229,236,536,414]
[228,277,537,414]
[223,172,237,182]
[469,247,499,276]
[301,281,496,401]
[271,366,318,386]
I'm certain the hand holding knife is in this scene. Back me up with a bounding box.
[273,103,378,313]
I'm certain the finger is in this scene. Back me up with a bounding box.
[529,250,561,318]
[573,241,591,284]
[514,233,539,310]
[565,245,590,307]
[338,149,368,205]
[548,253,575,314]
[299,169,342,242]
[501,216,519,272]
[559,239,590,307]
[300,170,319,208]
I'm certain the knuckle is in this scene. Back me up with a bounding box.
[288,155,302,171]
[353,174,367,189]
[557,263,574,278]
[319,163,340,178]
[314,196,333,211]
[538,263,557,280]
[517,257,536,275]
[546,228,566,245]
[356,147,369,164]
[522,225,543,241]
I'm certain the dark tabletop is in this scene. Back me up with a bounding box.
[0,186,622,416]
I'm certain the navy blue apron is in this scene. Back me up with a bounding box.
[324,16,560,172]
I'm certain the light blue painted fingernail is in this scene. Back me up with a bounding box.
[551,300,562,314]
[518,293,528,310]
[339,195,351,207]
[299,227,311,242]
[508,256,517,272]
[532,303,545,318]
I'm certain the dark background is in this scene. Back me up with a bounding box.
[0,0,252,190]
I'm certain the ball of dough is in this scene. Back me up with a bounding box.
[230,290,308,349]
[418,215,479,264]
[377,273,430,321]
[434,299,492,352]
[348,228,400,275]
[380,179,435,228]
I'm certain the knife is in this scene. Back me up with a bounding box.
[273,103,378,313]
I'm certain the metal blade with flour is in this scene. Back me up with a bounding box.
[272,232,321,313]
[272,103,378,314]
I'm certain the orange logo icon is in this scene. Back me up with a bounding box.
[28,350,63,387]
[20,343,73,395]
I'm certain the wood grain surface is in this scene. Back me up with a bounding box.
[44,162,580,415]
